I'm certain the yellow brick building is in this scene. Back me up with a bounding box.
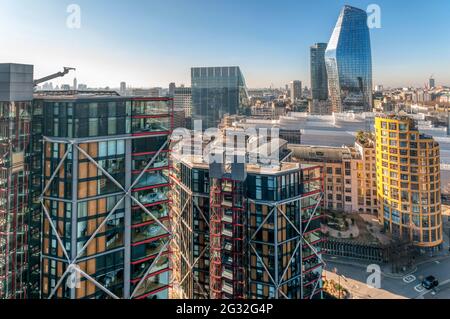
[375,115,443,249]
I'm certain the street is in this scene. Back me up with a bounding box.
[324,254,450,299]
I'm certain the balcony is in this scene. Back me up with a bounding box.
[222,269,233,280]
[222,228,233,238]
[222,283,233,295]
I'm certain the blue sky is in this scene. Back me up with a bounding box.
[1,0,449,88]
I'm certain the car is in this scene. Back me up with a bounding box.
[422,276,439,290]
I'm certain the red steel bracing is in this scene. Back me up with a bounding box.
[0,102,31,299]
[209,178,245,299]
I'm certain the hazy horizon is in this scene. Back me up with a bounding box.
[1,0,449,89]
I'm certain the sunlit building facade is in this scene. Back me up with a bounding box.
[34,92,173,299]
[375,115,443,249]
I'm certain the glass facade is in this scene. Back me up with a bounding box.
[310,43,329,101]
[35,95,173,299]
[191,66,249,130]
[325,5,373,113]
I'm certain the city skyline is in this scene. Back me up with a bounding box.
[1,0,449,89]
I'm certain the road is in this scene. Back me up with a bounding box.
[324,254,450,299]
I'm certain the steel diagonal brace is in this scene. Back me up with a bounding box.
[250,206,275,241]
[249,243,278,288]
[47,195,126,299]
[40,144,73,198]
[40,200,71,262]
[278,239,302,285]
[130,239,171,298]
[130,195,172,235]
[194,198,209,228]
[277,206,302,236]
[309,275,321,300]
[302,193,323,236]
[176,244,209,287]
[129,140,169,190]
[75,144,125,192]
[77,267,120,299]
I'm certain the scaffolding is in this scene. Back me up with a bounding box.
[0,101,31,299]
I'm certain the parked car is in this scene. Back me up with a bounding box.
[422,276,439,290]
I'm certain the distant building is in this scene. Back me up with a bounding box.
[169,82,176,97]
[174,86,192,118]
[310,43,328,101]
[325,5,373,113]
[429,77,436,89]
[120,81,126,94]
[191,66,249,130]
[131,87,161,97]
[73,77,77,90]
[290,80,302,102]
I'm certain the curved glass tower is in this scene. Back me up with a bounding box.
[325,5,373,113]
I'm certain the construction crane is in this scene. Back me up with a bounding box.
[33,67,76,87]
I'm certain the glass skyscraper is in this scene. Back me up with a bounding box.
[191,66,248,130]
[310,43,328,101]
[325,5,373,113]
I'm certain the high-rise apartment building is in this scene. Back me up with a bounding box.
[289,81,302,102]
[0,63,36,299]
[170,128,324,299]
[375,115,443,249]
[174,86,192,118]
[191,67,249,130]
[32,92,173,299]
[325,5,373,113]
[310,43,328,102]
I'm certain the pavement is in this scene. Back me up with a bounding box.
[324,253,450,299]
[322,213,450,299]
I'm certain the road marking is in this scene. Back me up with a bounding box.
[414,284,425,293]
[403,275,416,283]
[435,261,440,264]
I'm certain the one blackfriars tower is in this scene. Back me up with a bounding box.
[325,5,373,113]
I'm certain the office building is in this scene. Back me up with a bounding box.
[174,86,192,118]
[325,5,373,113]
[191,66,249,130]
[375,115,443,249]
[310,43,328,102]
[170,128,324,299]
[289,81,302,102]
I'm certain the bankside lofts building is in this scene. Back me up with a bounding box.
[33,91,173,299]
[170,128,324,299]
